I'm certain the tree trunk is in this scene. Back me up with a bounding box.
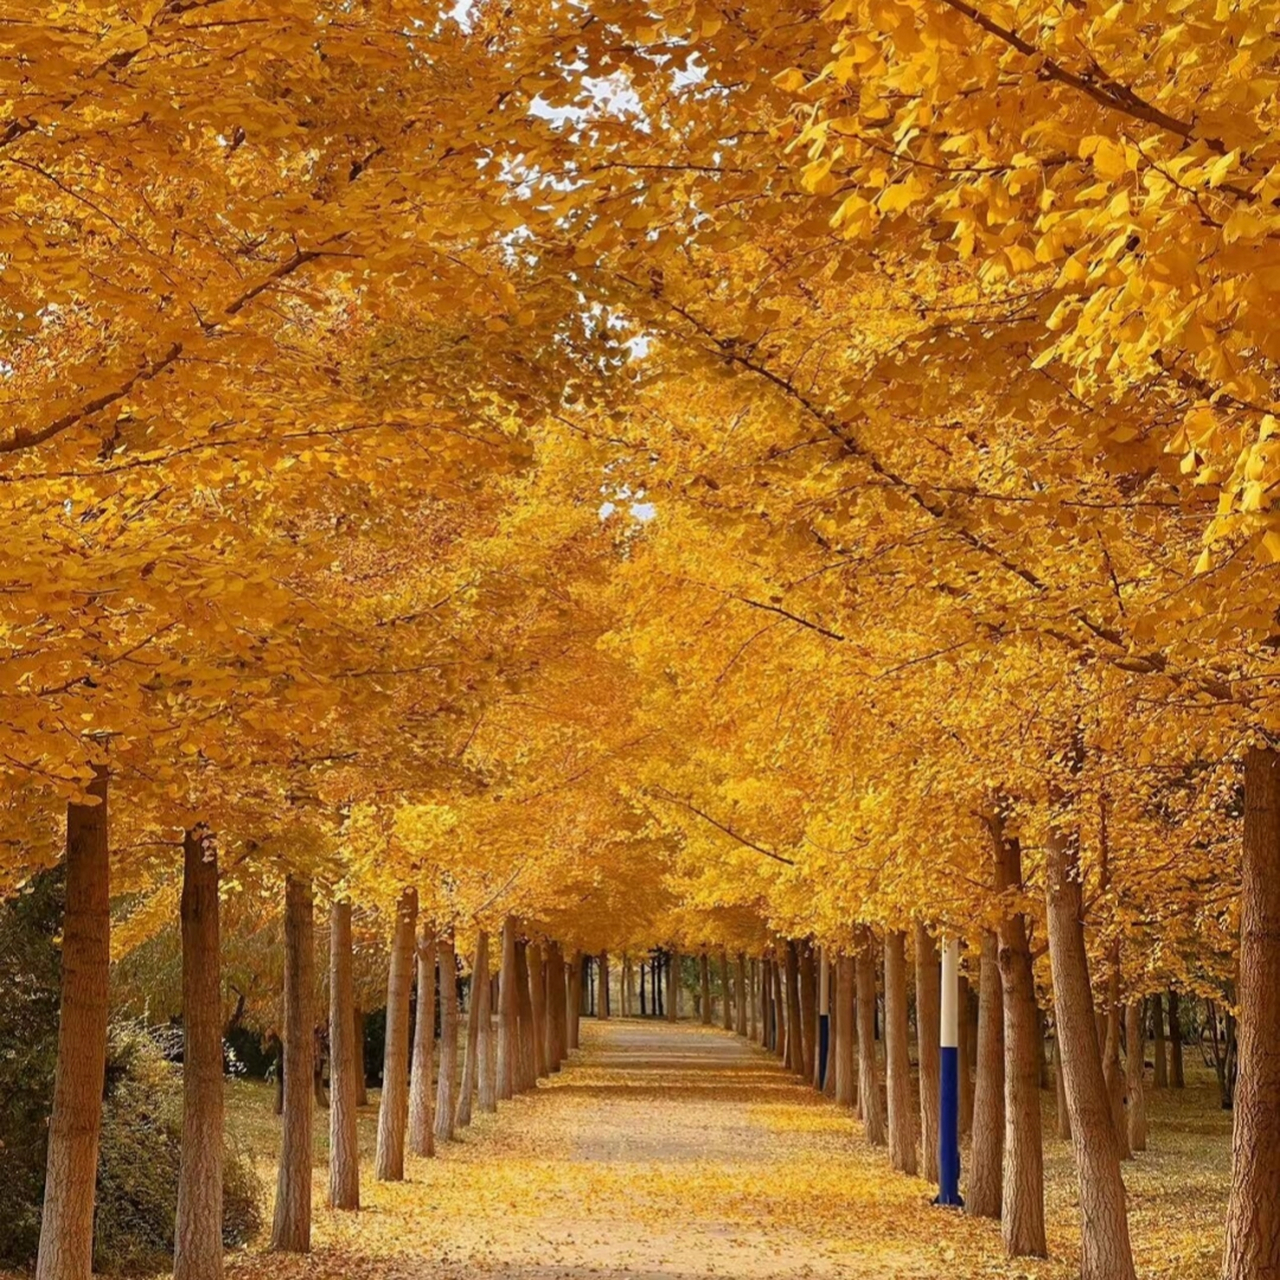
[568,950,582,1049]
[407,930,436,1157]
[596,950,609,1021]
[736,952,749,1037]
[175,829,223,1280]
[994,830,1047,1259]
[35,767,111,1280]
[544,940,561,1073]
[375,888,417,1180]
[915,923,941,1183]
[799,944,817,1075]
[1168,990,1185,1088]
[327,900,360,1210]
[666,948,679,1022]
[478,933,498,1111]
[435,931,459,1139]
[1045,829,1136,1280]
[835,955,856,1107]
[772,957,786,1061]
[1151,993,1167,1089]
[1124,1001,1147,1153]
[700,954,711,1025]
[456,932,488,1128]
[270,875,314,1253]
[855,930,886,1145]
[1102,951,1132,1160]
[530,941,548,1076]
[354,1006,368,1107]
[884,929,916,1174]
[498,917,518,1099]
[1224,745,1280,1278]
[784,941,805,1076]
[751,959,760,1044]
[967,930,1004,1219]
[721,949,732,1030]
[959,975,975,1137]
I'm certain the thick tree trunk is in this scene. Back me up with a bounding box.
[456,932,488,1129]
[270,875,314,1253]
[915,923,941,1183]
[498,917,518,1099]
[1045,830,1136,1280]
[530,941,548,1076]
[700,954,711,1025]
[1151,993,1167,1089]
[478,933,498,1111]
[1124,1001,1147,1153]
[721,949,732,1030]
[666,948,679,1022]
[967,930,1004,1219]
[435,931,459,1139]
[376,888,417,1180]
[1168,990,1185,1088]
[407,930,436,1157]
[884,929,916,1174]
[855,930,885,1145]
[354,1006,368,1107]
[568,950,582,1049]
[35,767,111,1280]
[994,830,1047,1259]
[736,952,749,1037]
[328,901,360,1210]
[1224,745,1280,1278]
[835,955,856,1107]
[175,829,223,1280]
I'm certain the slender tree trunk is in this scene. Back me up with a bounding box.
[1046,830,1136,1280]
[456,932,488,1128]
[1103,949,1132,1160]
[959,975,975,1137]
[435,931,459,1139]
[784,941,805,1076]
[407,930,436,1156]
[498,917,518,1098]
[666,948,679,1022]
[354,1006,368,1107]
[1168,990,1185,1088]
[773,958,786,1061]
[175,829,224,1280]
[478,934,498,1111]
[544,940,561,1072]
[835,955,856,1107]
[967,930,1004,1219]
[736,952,749,1037]
[721,949,732,1030]
[1053,1025,1071,1139]
[915,923,941,1183]
[751,959,760,1044]
[530,941,548,1075]
[799,944,817,1075]
[1124,1001,1147,1153]
[568,951,582,1049]
[855,929,886,1145]
[700,954,711,1025]
[515,938,536,1090]
[35,767,111,1280]
[1152,993,1167,1088]
[328,900,360,1211]
[995,830,1047,1259]
[1224,745,1280,1278]
[270,875,314,1253]
[884,929,916,1174]
[596,950,609,1021]
[376,889,417,1180]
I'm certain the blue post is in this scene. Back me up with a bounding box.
[936,936,963,1207]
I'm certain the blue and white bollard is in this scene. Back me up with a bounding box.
[936,936,963,1207]
[817,947,830,1089]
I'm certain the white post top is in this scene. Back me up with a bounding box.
[940,936,960,1049]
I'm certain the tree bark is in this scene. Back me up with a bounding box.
[543,940,560,1072]
[1168,990,1185,1088]
[568,950,582,1049]
[915,923,941,1183]
[1224,745,1280,1278]
[855,928,886,1145]
[530,941,548,1076]
[835,955,856,1107]
[784,940,805,1076]
[700,953,711,1025]
[1151,993,1167,1088]
[736,952,749,1037]
[270,875,314,1253]
[327,900,360,1210]
[1102,950,1132,1160]
[721,949,732,1030]
[35,767,111,1280]
[175,829,224,1280]
[515,937,536,1090]
[751,958,760,1044]
[456,932,488,1129]
[959,975,975,1137]
[1045,829,1136,1280]
[1124,1001,1147,1153]
[666,947,679,1022]
[435,931,459,1138]
[478,933,498,1111]
[967,930,1004,1220]
[354,1006,368,1107]
[596,950,609,1021]
[799,944,817,1075]
[772,957,786,1061]
[498,917,518,1098]
[407,930,436,1157]
[376,888,417,1179]
[884,929,916,1174]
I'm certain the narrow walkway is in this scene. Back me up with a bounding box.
[241,1020,1105,1280]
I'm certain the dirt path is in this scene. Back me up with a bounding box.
[235,1018,1225,1280]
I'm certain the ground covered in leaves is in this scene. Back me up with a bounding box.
[214,1019,1229,1280]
